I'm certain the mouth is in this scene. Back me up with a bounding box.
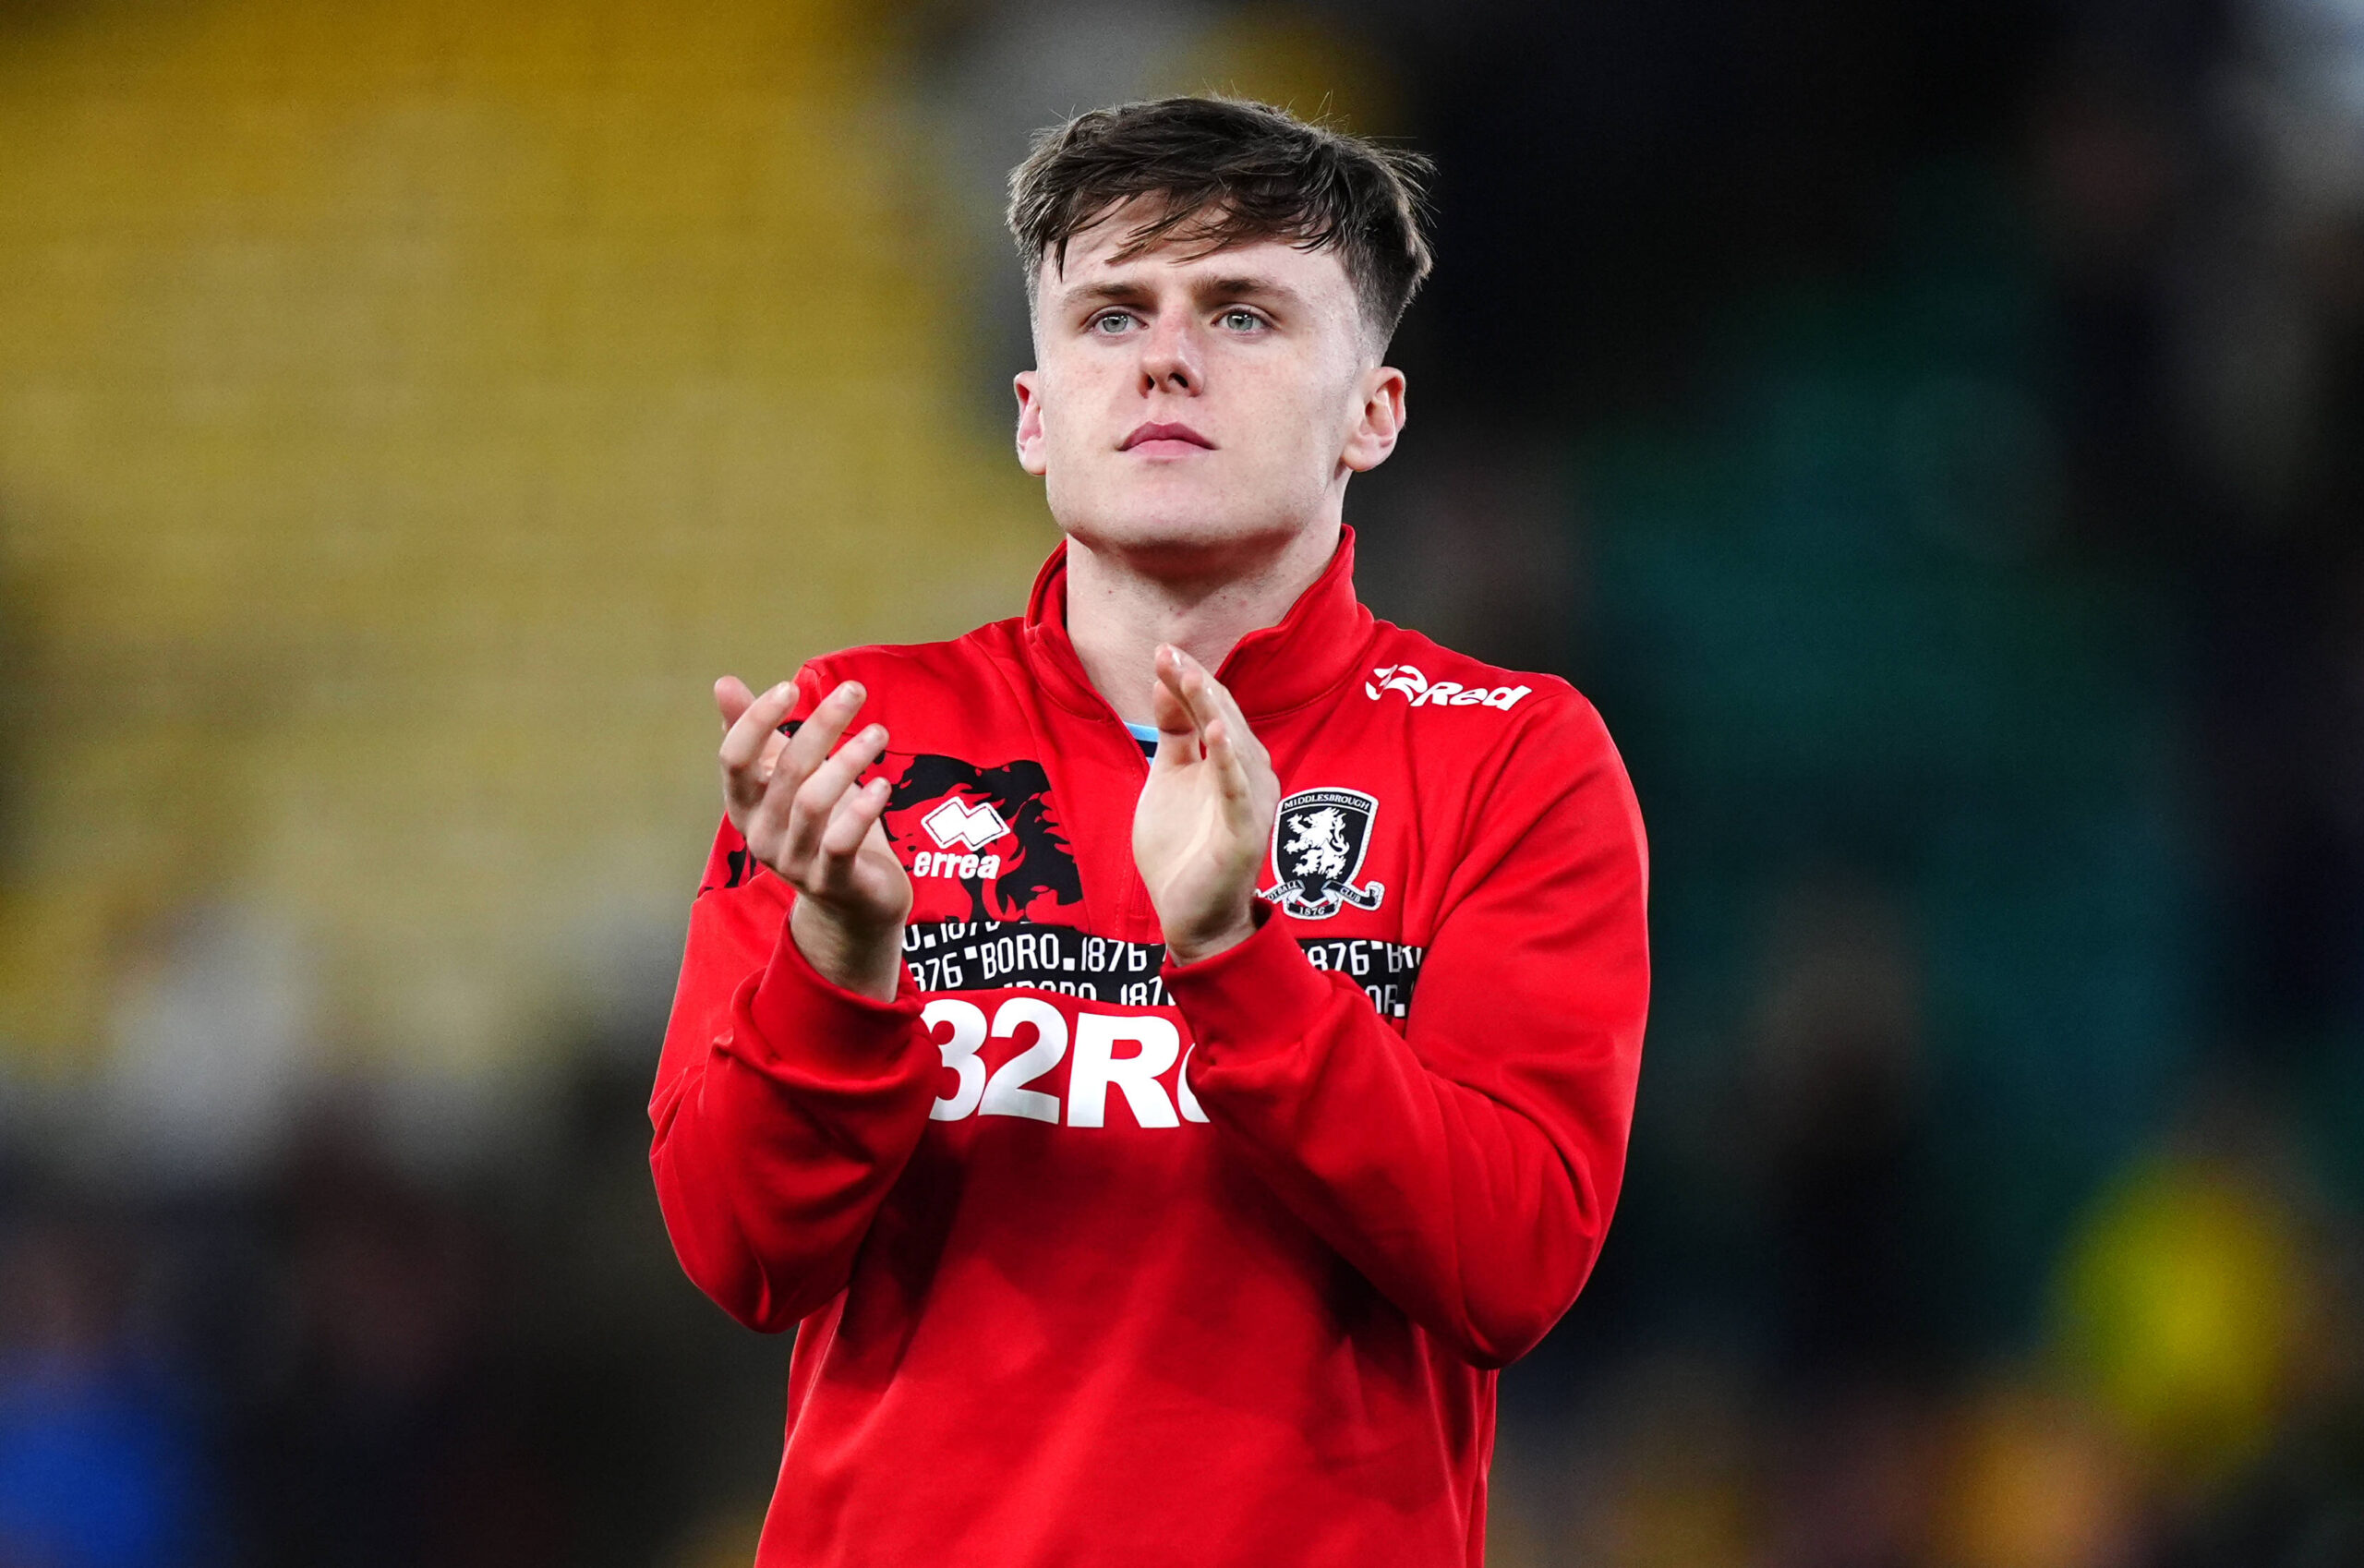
[1119,421,1215,453]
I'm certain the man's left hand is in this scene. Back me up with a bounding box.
[1133,645,1281,965]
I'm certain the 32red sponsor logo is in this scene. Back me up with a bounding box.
[922,996,1207,1129]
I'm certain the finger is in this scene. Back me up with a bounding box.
[720,679,795,772]
[720,679,799,817]
[1204,722,1266,843]
[720,678,797,790]
[777,679,868,791]
[795,730,892,879]
[755,726,790,785]
[818,776,892,861]
[1203,718,1253,804]
[752,681,870,859]
[1149,653,1200,767]
[716,675,756,734]
[1176,650,1264,765]
[1176,657,1230,744]
[1152,647,1200,734]
[1172,652,1267,776]
[775,721,889,868]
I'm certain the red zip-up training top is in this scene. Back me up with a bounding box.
[650,527,1649,1567]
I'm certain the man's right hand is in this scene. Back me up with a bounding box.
[716,674,911,1003]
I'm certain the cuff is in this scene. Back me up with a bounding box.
[742,909,925,1079]
[1161,905,1333,1066]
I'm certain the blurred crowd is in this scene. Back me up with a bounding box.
[2,1042,787,1567]
[4,0,2362,1563]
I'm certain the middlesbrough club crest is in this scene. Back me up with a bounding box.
[1260,787,1385,920]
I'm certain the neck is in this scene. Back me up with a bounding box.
[1062,521,1342,725]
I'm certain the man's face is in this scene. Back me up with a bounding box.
[1013,201,1405,563]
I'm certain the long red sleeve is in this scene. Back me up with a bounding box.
[1170,696,1649,1368]
[648,814,935,1332]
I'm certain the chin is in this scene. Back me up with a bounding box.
[1051,475,1316,562]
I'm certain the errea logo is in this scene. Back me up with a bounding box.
[1366,663,1532,710]
[913,797,1011,881]
[923,797,1007,851]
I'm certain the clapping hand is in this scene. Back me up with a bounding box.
[1131,646,1281,965]
[716,675,911,1002]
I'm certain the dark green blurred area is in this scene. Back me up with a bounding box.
[1589,163,2198,1345]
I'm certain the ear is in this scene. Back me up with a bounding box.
[1340,364,1407,474]
[1013,368,1048,477]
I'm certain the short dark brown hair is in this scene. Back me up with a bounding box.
[1007,96,1435,351]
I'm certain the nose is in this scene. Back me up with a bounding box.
[1137,315,1200,396]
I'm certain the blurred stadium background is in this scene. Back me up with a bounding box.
[2,0,2360,1562]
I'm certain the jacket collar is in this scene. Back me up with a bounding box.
[1020,525,1379,722]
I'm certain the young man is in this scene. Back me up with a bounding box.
[651,97,1649,1566]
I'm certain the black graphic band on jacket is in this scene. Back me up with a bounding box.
[883,753,1083,923]
[901,920,1427,1019]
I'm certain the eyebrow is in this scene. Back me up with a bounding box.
[1055,272,1309,314]
[1197,273,1303,306]
[1060,280,1152,309]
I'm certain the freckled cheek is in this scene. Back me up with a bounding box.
[1226,384,1331,475]
[1033,387,1113,465]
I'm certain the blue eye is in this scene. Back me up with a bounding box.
[1221,308,1262,332]
[1092,311,1135,334]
